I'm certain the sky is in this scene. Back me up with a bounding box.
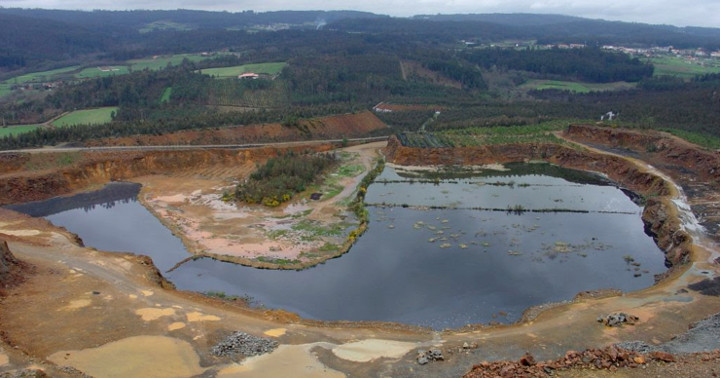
[0,0,718,28]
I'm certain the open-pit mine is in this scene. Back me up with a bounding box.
[1,124,720,377]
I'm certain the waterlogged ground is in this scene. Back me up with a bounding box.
[6,161,667,329]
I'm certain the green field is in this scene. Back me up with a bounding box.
[0,84,11,98]
[2,65,81,85]
[199,62,287,78]
[649,56,720,78]
[0,124,43,138]
[139,21,194,34]
[521,80,636,93]
[1,65,81,97]
[74,66,131,79]
[160,87,173,103]
[129,53,213,71]
[51,107,118,127]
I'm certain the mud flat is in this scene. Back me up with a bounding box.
[135,141,384,269]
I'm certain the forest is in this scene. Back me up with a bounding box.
[0,9,719,150]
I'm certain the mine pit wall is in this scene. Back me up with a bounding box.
[384,136,691,270]
[0,144,337,206]
[565,124,720,185]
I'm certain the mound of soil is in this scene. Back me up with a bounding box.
[0,239,28,290]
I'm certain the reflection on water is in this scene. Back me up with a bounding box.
[6,164,667,329]
[7,182,188,272]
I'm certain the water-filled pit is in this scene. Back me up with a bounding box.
[7,163,666,329]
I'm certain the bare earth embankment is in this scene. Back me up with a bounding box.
[0,124,719,377]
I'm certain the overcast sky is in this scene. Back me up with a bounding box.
[0,0,718,28]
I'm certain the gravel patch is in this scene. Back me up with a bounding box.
[211,331,279,358]
[617,312,720,354]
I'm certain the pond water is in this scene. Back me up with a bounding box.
[6,163,666,329]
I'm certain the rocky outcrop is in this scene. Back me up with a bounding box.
[642,198,691,268]
[0,153,29,175]
[565,124,720,185]
[0,239,27,290]
[464,346,685,377]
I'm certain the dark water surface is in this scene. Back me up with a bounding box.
[7,164,666,329]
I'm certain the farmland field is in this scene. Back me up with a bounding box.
[129,53,214,71]
[199,62,287,78]
[74,66,131,79]
[2,65,81,85]
[0,124,43,138]
[520,80,636,93]
[51,107,118,127]
[649,56,720,78]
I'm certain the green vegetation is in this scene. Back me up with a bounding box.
[199,62,287,78]
[649,56,720,78]
[659,128,720,150]
[344,159,385,246]
[292,219,347,238]
[521,80,636,93]
[255,256,301,265]
[467,47,654,83]
[3,65,80,85]
[0,85,11,98]
[337,164,365,177]
[51,107,118,127]
[0,124,43,138]
[74,66,131,79]
[139,21,194,33]
[128,54,213,71]
[2,9,720,151]
[236,152,338,207]
[159,87,172,103]
[399,120,575,148]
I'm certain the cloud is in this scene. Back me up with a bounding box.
[0,0,718,27]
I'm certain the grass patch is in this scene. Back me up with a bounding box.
[51,107,117,127]
[0,84,11,97]
[521,79,636,93]
[337,164,365,177]
[266,229,289,240]
[291,219,346,238]
[318,242,339,252]
[0,124,43,138]
[128,53,212,71]
[322,185,344,200]
[200,62,287,78]
[74,66,130,79]
[660,128,720,150]
[648,56,720,78]
[160,87,172,103]
[139,21,194,33]
[255,256,300,265]
[2,65,81,85]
